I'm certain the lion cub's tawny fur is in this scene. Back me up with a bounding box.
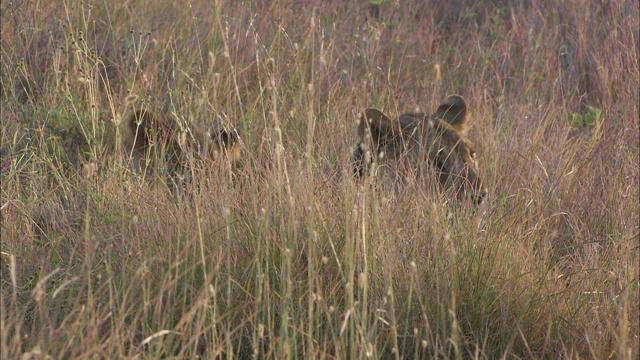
[352,95,487,204]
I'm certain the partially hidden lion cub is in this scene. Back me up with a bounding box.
[352,95,487,205]
[105,109,241,178]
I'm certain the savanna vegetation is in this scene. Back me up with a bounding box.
[1,0,638,358]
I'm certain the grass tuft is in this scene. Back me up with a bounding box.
[1,1,637,358]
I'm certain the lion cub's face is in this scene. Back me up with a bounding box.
[106,110,242,176]
[352,95,487,205]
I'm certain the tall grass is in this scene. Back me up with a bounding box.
[1,0,638,358]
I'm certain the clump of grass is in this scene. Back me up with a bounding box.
[1,0,637,358]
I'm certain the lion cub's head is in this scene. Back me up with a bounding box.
[352,95,487,205]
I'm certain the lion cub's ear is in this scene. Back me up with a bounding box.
[433,95,470,134]
[357,108,397,144]
[212,128,242,162]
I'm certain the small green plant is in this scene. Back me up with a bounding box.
[569,106,602,127]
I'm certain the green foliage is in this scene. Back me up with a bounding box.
[584,106,602,125]
[569,106,602,127]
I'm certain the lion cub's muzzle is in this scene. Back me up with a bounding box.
[434,148,487,206]
[440,162,487,206]
[465,167,488,205]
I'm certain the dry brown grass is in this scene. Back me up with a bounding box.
[1,0,638,358]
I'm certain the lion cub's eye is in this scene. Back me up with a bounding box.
[470,151,476,160]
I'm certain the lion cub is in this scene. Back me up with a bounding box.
[352,95,487,204]
[105,109,241,177]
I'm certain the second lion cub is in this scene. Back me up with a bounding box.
[106,109,241,178]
